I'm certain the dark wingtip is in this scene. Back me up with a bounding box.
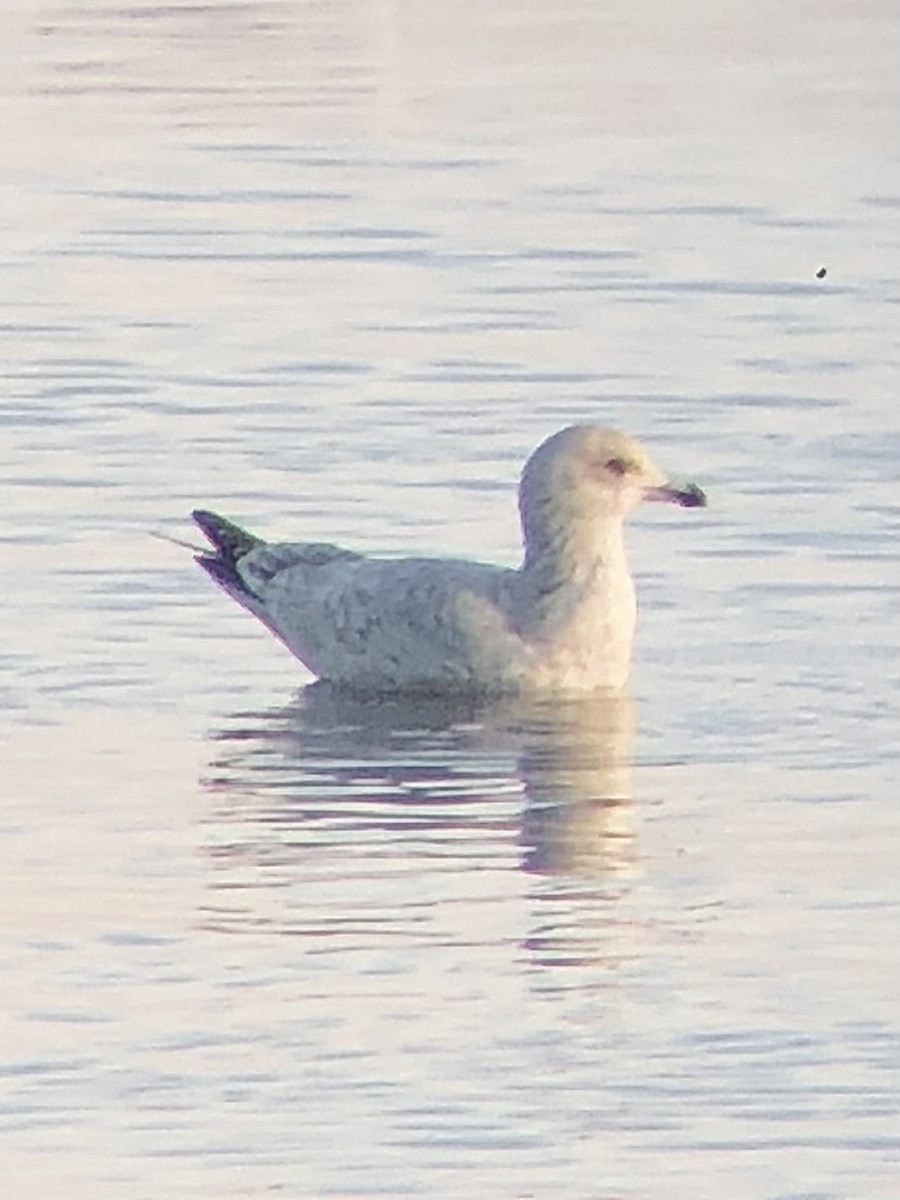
[194,550,262,606]
[192,510,261,563]
[192,509,224,541]
[195,551,235,586]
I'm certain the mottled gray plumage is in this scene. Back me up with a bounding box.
[193,426,706,693]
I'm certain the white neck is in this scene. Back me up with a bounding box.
[522,493,628,591]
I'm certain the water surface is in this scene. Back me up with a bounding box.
[2,1,898,1196]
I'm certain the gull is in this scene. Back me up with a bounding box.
[192,425,706,693]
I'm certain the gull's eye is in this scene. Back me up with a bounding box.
[605,457,629,476]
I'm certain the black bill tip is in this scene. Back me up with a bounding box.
[676,482,707,508]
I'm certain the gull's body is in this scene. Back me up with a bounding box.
[193,426,706,694]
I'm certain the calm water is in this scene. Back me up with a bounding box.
[2,1,899,1197]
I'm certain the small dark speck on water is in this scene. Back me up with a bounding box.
[816,266,827,278]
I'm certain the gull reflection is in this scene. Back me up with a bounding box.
[201,685,637,968]
[517,693,634,879]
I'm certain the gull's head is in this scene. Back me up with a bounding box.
[520,425,706,556]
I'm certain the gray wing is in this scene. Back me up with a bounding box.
[240,549,523,688]
[193,510,525,688]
